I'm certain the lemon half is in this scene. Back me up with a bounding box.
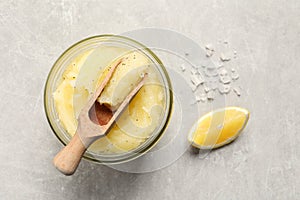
[188,107,250,149]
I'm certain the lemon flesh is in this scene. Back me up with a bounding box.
[188,107,250,149]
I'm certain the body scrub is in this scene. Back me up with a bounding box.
[53,45,166,154]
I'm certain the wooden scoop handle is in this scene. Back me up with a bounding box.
[53,133,87,176]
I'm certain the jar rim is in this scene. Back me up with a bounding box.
[44,34,173,164]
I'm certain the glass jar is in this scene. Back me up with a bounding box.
[44,35,173,164]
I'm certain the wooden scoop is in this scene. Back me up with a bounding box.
[53,59,147,175]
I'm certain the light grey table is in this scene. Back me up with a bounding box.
[0,0,299,199]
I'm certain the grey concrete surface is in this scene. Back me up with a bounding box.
[0,0,300,199]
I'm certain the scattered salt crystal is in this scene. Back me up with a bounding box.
[231,68,236,72]
[233,87,241,96]
[197,67,203,74]
[195,93,207,103]
[195,95,201,102]
[217,62,224,69]
[205,44,214,57]
[204,68,218,77]
[180,64,186,72]
[206,50,214,57]
[233,51,237,59]
[220,53,231,62]
[218,84,231,94]
[207,90,215,100]
[200,97,207,102]
[218,68,228,76]
[204,85,211,93]
[205,44,214,51]
[190,84,198,92]
[231,72,240,80]
[191,74,204,86]
[197,71,204,78]
[191,64,198,69]
[207,64,216,70]
[220,76,231,84]
[190,68,198,75]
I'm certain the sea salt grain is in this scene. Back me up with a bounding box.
[220,76,231,84]
[205,44,214,51]
[231,72,239,80]
[220,53,231,62]
[190,68,198,75]
[218,62,224,68]
[207,90,215,100]
[180,64,186,72]
[204,84,211,93]
[190,84,198,92]
[233,50,237,58]
[197,67,203,74]
[191,74,204,86]
[205,44,215,58]
[233,87,241,96]
[200,96,207,102]
[207,64,216,70]
[194,94,206,103]
[218,84,231,94]
[206,50,214,57]
[218,68,228,76]
[204,68,218,77]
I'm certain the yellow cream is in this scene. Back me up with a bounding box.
[53,46,166,154]
[97,51,149,111]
